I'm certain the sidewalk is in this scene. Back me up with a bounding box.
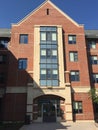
[19,122,98,130]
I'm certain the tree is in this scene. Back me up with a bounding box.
[89,88,98,121]
[89,88,98,104]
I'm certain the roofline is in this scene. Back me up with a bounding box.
[12,0,81,27]
[0,28,11,38]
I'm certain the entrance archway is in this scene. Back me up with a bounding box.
[33,95,65,122]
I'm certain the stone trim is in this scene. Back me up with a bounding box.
[72,87,91,93]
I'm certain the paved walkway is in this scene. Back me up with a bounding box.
[19,122,98,130]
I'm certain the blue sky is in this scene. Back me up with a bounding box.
[0,0,98,29]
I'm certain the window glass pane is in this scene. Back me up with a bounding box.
[52,64,58,68]
[40,80,46,86]
[41,33,46,41]
[71,72,75,75]
[75,102,78,109]
[18,59,27,69]
[52,33,56,41]
[40,64,46,68]
[96,74,98,78]
[41,70,46,74]
[52,50,57,56]
[20,34,28,43]
[51,59,57,63]
[41,50,46,55]
[53,70,58,74]
[70,53,74,61]
[69,36,73,41]
[47,64,51,68]
[47,32,51,41]
[47,80,52,86]
[53,80,58,86]
[93,56,97,60]
[40,59,46,63]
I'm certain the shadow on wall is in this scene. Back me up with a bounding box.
[0,44,66,125]
[0,44,42,122]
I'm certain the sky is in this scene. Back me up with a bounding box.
[0,0,98,30]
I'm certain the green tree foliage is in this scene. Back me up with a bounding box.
[89,88,98,104]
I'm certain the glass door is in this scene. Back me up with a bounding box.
[43,103,56,122]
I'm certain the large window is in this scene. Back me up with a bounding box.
[69,52,78,62]
[18,58,27,69]
[92,74,98,83]
[73,101,83,114]
[70,71,80,81]
[90,56,98,64]
[19,34,28,44]
[40,26,59,86]
[68,35,76,44]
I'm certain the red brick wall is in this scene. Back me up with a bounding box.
[3,93,27,121]
[73,93,94,120]
[8,2,90,87]
[5,1,94,122]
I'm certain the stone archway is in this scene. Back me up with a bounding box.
[33,94,65,122]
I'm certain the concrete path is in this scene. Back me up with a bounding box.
[19,122,98,130]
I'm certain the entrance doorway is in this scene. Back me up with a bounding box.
[33,95,65,122]
[43,102,56,122]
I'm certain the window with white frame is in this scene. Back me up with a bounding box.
[92,74,98,83]
[70,71,80,81]
[69,52,78,62]
[19,34,28,44]
[68,35,76,44]
[90,56,98,64]
[18,58,27,69]
[73,101,83,114]
[88,40,96,49]
[40,26,59,86]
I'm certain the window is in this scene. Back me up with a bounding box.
[90,56,98,64]
[69,52,78,62]
[73,101,83,114]
[88,40,96,49]
[0,55,7,63]
[19,34,28,44]
[18,59,27,69]
[0,40,9,48]
[70,71,80,81]
[0,73,5,84]
[68,35,76,44]
[46,8,49,15]
[40,26,59,86]
[40,27,57,44]
[92,74,98,83]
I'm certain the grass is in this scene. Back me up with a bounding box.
[0,122,24,130]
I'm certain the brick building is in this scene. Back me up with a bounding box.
[0,0,98,123]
